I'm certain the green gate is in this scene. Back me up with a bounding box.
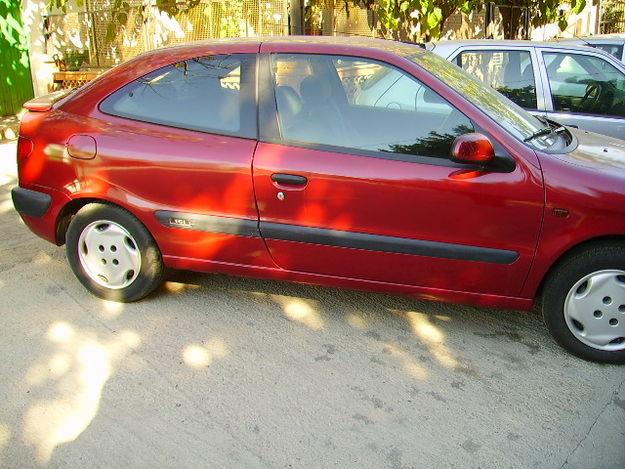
[0,0,34,117]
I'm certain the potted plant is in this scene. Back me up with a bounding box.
[63,49,89,71]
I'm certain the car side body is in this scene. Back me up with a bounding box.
[429,39,625,140]
[11,37,625,361]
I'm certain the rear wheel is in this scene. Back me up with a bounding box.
[542,242,625,364]
[66,203,163,302]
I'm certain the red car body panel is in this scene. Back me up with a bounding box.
[13,37,625,312]
[253,142,542,297]
[521,131,625,298]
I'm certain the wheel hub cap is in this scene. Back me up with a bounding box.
[78,220,141,290]
[564,269,625,351]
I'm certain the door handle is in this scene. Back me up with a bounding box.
[271,173,308,186]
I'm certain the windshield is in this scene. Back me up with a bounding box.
[409,52,560,150]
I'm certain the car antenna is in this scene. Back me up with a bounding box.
[572,31,593,47]
[557,21,593,47]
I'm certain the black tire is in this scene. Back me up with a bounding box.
[542,242,625,364]
[65,203,163,302]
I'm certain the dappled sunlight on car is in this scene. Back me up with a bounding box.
[182,339,228,369]
[22,320,140,464]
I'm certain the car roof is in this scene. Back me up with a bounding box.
[554,34,625,44]
[143,35,427,61]
[555,36,625,45]
[428,39,601,56]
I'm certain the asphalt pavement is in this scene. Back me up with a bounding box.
[0,141,623,468]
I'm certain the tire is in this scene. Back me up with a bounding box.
[65,203,163,302]
[542,242,625,364]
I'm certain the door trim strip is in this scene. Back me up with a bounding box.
[155,211,260,237]
[155,211,519,264]
[260,222,519,264]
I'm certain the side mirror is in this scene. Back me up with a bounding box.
[450,133,495,166]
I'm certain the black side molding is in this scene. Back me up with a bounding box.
[260,222,519,264]
[11,187,52,218]
[155,210,260,237]
[153,210,518,264]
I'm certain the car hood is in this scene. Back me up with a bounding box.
[553,128,625,171]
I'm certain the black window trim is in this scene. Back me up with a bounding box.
[455,48,541,112]
[541,49,625,121]
[98,53,259,140]
[258,51,515,172]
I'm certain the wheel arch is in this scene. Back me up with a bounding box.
[533,235,625,299]
[55,197,157,249]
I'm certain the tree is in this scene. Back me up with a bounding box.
[330,0,588,41]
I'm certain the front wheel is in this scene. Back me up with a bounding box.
[66,203,163,302]
[542,242,625,364]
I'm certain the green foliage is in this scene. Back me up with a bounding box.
[0,0,34,116]
[0,0,30,68]
[600,0,625,33]
[154,0,201,16]
[63,49,89,71]
[47,0,85,12]
[47,0,242,45]
[330,0,589,41]
[214,0,244,37]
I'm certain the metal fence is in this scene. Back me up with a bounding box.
[44,0,289,68]
[600,2,625,34]
[320,1,518,41]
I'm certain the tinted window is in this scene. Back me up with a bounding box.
[543,52,625,118]
[271,54,474,160]
[458,50,538,109]
[593,44,624,60]
[409,51,551,148]
[101,54,255,137]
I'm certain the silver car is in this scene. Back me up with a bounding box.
[555,35,625,62]
[428,40,625,140]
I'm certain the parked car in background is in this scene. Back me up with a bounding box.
[429,40,625,140]
[555,35,625,62]
[12,37,625,363]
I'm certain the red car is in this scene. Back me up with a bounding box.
[12,37,625,363]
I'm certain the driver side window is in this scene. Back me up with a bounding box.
[271,54,474,160]
[543,51,625,118]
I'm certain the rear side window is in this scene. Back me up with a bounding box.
[458,50,538,109]
[100,54,256,138]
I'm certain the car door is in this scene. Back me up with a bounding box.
[93,51,273,268]
[452,46,547,118]
[537,47,625,139]
[252,50,544,297]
